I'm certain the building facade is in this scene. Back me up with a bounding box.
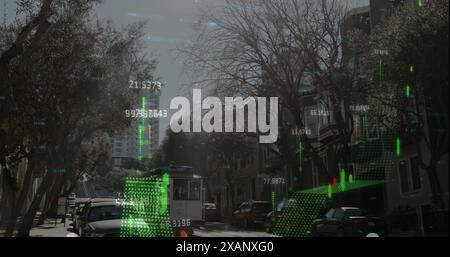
[111,92,160,167]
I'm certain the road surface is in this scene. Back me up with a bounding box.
[193,229,274,237]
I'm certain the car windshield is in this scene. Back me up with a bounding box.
[344,208,364,217]
[252,203,270,212]
[88,205,123,222]
[276,201,288,211]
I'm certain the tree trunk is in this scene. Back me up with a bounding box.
[4,158,35,236]
[16,173,56,237]
[37,196,51,225]
[0,176,11,225]
[37,179,62,225]
[0,166,17,225]
[1,191,16,233]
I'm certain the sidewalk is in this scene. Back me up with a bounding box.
[29,218,79,237]
[1,216,79,237]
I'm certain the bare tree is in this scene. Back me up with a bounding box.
[364,0,449,209]
[178,0,367,187]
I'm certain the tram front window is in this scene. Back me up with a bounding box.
[174,179,189,200]
[173,179,201,201]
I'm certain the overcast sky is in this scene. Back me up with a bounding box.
[3,0,369,143]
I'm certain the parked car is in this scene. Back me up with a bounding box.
[79,200,149,237]
[265,198,331,236]
[265,199,289,233]
[204,203,220,222]
[231,201,271,228]
[265,199,304,234]
[75,198,118,236]
[311,207,388,237]
[80,201,124,237]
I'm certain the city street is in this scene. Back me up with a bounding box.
[0,0,447,239]
[17,218,413,237]
[193,228,274,237]
[191,222,273,237]
[23,217,273,237]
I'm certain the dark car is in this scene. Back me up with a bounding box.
[311,207,388,237]
[265,198,331,236]
[80,200,150,237]
[265,199,305,235]
[76,198,118,236]
[231,201,271,228]
[81,202,124,237]
[204,203,220,222]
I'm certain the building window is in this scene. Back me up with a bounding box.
[399,160,409,193]
[410,156,422,190]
